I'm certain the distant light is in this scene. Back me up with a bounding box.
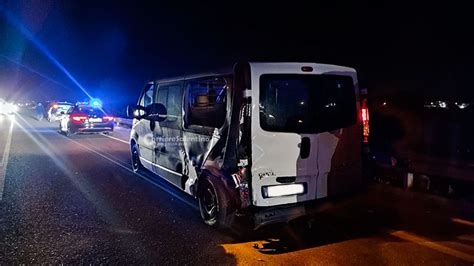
[424,101,454,109]
[455,102,470,109]
[298,119,303,123]
[382,102,387,106]
[300,101,305,105]
[0,102,18,114]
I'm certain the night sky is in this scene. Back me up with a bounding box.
[1,1,473,114]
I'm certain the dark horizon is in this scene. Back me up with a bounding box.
[2,1,474,113]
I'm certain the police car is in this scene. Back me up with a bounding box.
[59,100,114,135]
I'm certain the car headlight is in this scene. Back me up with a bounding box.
[5,103,17,113]
[11,104,19,112]
[0,103,6,114]
[262,183,305,198]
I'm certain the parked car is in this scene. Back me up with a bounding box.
[47,102,73,122]
[59,104,114,135]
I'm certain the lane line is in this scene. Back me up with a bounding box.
[101,133,129,145]
[0,121,14,200]
[391,230,474,263]
[64,137,198,211]
[451,218,474,228]
[458,234,474,243]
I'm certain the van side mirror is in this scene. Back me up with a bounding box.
[146,103,167,122]
[127,104,147,120]
[127,104,167,122]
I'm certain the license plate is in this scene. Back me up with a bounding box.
[89,118,102,122]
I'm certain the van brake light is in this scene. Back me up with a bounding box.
[361,100,370,143]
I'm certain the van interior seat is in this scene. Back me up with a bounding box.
[195,94,210,107]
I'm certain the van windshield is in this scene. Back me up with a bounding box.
[259,74,357,134]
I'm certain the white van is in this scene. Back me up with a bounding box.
[128,62,364,228]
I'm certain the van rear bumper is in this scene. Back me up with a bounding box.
[253,204,306,228]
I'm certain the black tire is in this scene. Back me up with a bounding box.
[131,141,142,172]
[199,176,233,228]
[64,126,74,137]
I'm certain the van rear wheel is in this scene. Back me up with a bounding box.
[199,176,233,228]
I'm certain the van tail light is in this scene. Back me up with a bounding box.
[103,116,114,122]
[361,99,370,143]
[71,115,88,122]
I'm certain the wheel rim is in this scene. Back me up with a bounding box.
[202,183,217,218]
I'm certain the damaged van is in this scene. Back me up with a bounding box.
[128,62,364,228]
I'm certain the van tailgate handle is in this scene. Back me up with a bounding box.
[300,137,311,159]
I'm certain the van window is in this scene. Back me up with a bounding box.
[259,74,357,134]
[185,77,227,129]
[140,84,155,107]
[156,83,183,124]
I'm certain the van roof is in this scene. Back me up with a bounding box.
[153,62,356,84]
[154,68,233,84]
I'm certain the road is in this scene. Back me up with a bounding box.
[0,113,473,264]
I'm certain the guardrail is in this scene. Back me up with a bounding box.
[115,117,133,128]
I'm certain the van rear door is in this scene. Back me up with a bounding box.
[249,63,359,207]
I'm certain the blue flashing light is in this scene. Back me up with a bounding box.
[90,99,102,107]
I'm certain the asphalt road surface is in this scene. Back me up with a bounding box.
[0,113,473,264]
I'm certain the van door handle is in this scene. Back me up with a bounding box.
[300,137,311,159]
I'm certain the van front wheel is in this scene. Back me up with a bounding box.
[131,142,142,172]
[199,177,233,228]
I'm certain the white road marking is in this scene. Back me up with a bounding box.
[0,121,14,200]
[391,230,474,263]
[101,133,129,145]
[451,218,474,228]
